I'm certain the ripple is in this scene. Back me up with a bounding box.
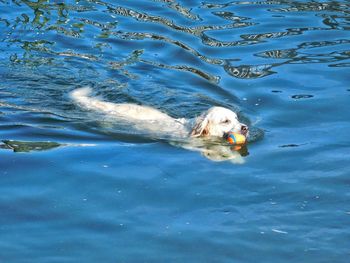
[256,49,297,59]
[298,39,350,49]
[79,18,118,30]
[241,29,303,42]
[111,31,224,65]
[0,140,61,153]
[279,143,308,148]
[2,0,346,83]
[329,62,350,68]
[106,4,247,38]
[201,32,259,47]
[140,59,220,84]
[58,51,99,61]
[272,1,350,13]
[291,94,314,99]
[46,25,82,38]
[224,63,275,79]
[212,11,252,22]
[154,0,200,20]
[0,18,10,27]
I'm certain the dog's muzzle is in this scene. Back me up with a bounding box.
[241,125,249,137]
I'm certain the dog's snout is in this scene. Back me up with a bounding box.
[241,125,248,135]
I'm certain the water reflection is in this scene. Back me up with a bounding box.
[1,0,349,81]
[201,33,260,47]
[154,0,200,20]
[202,1,294,9]
[224,63,276,79]
[140,59,220,83]
[212,11,252,22]
[111,30,224,65]
[106,5,246,36]
[291,94,314,99]
[256,49,297,59]
[0,140,61,152]
[272,1,349,13]
[241,30,300,42]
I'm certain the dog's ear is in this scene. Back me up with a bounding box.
[191,115,210,137]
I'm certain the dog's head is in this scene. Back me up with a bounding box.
[190,106,249,138]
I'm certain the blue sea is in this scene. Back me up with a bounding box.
[0,0,350,262]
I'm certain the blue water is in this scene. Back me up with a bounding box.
[1,0,350,262]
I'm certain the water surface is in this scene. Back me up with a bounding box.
[0,0,350,262]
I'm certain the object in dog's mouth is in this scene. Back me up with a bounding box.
[224,132,247,145]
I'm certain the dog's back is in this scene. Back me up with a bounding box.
[71,87,189,136]
[71,87,174,121]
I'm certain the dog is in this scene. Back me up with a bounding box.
[71,87,249,163]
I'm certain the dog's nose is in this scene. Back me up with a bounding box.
[241,125,248,135]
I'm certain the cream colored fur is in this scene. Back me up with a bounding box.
[71,87,248,163]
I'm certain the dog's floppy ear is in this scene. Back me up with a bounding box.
[191,115,210,137]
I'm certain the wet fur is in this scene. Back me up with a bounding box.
[71,87,248,163]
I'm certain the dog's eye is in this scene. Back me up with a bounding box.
[222,119,231,124]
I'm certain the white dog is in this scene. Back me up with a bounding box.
[71,87,249,163]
